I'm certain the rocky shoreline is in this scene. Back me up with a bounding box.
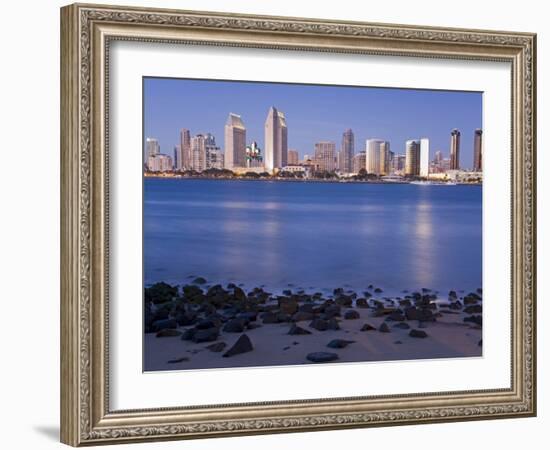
[144,279,483,371]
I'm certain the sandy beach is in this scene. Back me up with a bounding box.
[144,282,482,372]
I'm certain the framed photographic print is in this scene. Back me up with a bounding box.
[60,3,537,446]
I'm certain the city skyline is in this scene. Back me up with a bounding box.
[144,77,482,168]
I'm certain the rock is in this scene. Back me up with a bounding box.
[409,329,428,338]
[292,311,315,322]
[145,282,178,304]
[261,312,278,324]
[279,299,299,315]
[246,322,262,330]
[379,323,390,333]
[306,352,339,363]
[205,342,227,352]
[223,318,247,333]
[276,312,292,323]
[393,322,411,330]
[464,305,482,314]
[195,319,220,330]
[237,311,258,323]
[449,290,458,299]
[288,324,312,335]
[223,334,253,357]
[322,304,341,318]
[387,310,405,321]
[192,327,219,343]
[182,284,203,299]
[298,304,315,313]
[336,295,353,307]
[327,339,355,349]
[356,298,369,308]
[282,289,292,296]
[394,340,403,344]
[309,318,329,331]
[156,329,182,337]
[398,299,412,308]
[327,318,340,330]
[192,277,207,285]
[464,315,483,326]
[233,286,247,301]
[151,318,178,332]
[174,311,197,326]
[374,288,383,293]
[180,328,196,340]
[360,323,376,331]
[344,310,360,320]
[167,357,189,363]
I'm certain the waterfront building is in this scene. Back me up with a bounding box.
[145,137,160,160]
[147,153,172,172]
[314,141,336,172]
[179,128,191,170]
[393,154,406,173]
[287,149,299,165]
[173,145,180,170]
[190,134,207,172]
[420,138,430,177]
[366,139,389,175]
[405,139,421,176]
[224,113,247,169]
[264,106,288,172]
[340,128,355,174]
[353,151,366,174]
[473,128,483,172]
[206,148,224,170]
[450,128,461,170]
[246,141,264,168]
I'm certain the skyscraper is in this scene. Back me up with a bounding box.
[366,139,389,175]
[473,128,483,172]
[287,149,299,165]
[190,134,207,172]
[405,139,420,176]
[264,106,288,172]
[450,128,461,170]
[145,138,160,160]
[353,151,366,174]
[173,145,180,170]
[314,141,336,172]
[179,129,191,170]
[224,113,246,170]
[420,138,430,177]
[340,129,355,174]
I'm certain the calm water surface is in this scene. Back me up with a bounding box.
[144,179,482,294]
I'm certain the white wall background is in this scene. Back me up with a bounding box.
[0,1,546,449]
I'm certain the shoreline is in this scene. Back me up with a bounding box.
[143,174,482,186]
[144,279,483,371]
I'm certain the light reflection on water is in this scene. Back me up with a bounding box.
[144,179,482,294]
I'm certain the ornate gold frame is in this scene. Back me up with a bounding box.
[60,3,537,446]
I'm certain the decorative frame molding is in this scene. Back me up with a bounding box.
[60,3,536,446]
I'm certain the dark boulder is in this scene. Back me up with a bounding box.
[223,334,253,357]
[309,318,329,331]
[205,342,227,352]
[151,319,178,332]
[327,339,355,349]
[180,328,196,341]
[306,352,339,363]
[379,323,391,333]
[182,284,203,299]
[145,282,178,304]
[360,323,376,331]
[156,329,182,337]
[374,288,383,293]
[409,329,428,338]
[233,286,247,301]
[387,310,405,322]
[192,327,219,343]
[344,310,360,320]
[261,312,279,324]
[192,277,207,285]
[288,324,312,335]
[335,295,353,307]
[223,318,247,333]
[327,318,340,330]
[292,311,315,322]
[393,322,411,330]
[356,298,369,308]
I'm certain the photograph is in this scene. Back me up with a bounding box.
[142,78,484,371]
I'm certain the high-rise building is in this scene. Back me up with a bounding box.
[224,113,246,169]
[434,150,443,164]
[147,154,172,172]
[287,149,299,165]
[366,139,389,175]
[179,129,191,170]
[450,128,461,170]
[190,134,207,172]
[246,141,264,168]
[145,138,160,160]
[473,128,483,172]
[340,129,355,174]
[393,154,406,172]
[353,151,366,174]
[264,106,288,172]
[173,145,180,170]
[314,141,336,172]
[207,148,224,170]
[420,138,430,177]
[405,139,421,176]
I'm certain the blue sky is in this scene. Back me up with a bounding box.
[143,77,482,168]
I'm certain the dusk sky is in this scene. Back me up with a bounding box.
[143,77,482,167]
